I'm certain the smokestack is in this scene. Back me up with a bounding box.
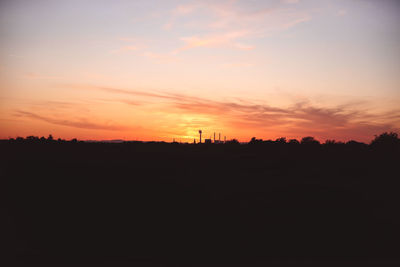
[214,132,215,143]
[224,136,226,143]
[199,130,202,143]
[219,133,221,141]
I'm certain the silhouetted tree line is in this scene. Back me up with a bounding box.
[5,132,399,149]
[2,131,400,266]
[248,132,399,148]
[6,134,78,144]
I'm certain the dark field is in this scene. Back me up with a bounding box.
[2,137,400,266]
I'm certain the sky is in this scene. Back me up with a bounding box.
[0,0,399,142]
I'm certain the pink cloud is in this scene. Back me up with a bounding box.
[178,31,253,51]
[162,0,313,54]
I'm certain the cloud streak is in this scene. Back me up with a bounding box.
[15,110,130,131]
[24,72,62,80]
[178,31,254,51]
[77,84,400,141]
[163,0,313,52]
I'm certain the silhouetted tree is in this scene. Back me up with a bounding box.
[301,136,320,145]
[226,139,240,145]
[346,140,366,147]
[26,136,38,142]
[47,134,54,141]
[370,132,399,147]
[324,139,336,145]
[288,139,299,145]
[249,137,263,144]
[275,137,286,144]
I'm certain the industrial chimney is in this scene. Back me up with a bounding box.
[199,130,202,143]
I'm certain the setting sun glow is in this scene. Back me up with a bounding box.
[1,0,399,142]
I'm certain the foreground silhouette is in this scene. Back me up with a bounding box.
[2,132,400,266]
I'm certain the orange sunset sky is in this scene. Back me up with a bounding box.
[1,0,399,142]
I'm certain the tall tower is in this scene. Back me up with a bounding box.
[199,130,202,143]
[214,132,216,143]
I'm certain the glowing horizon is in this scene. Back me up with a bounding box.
[1,0,399,143]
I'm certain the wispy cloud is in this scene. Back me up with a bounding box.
[24,72,62,80]
[73,84,400,141]
[110,37,147,54]
[282,0,300,4]
[28,100,91,113]
[173,2,201,16]
[220,62,254,68]
[142,51,178,62]
[163,0,313,53]
[281,15,311,29]
[168,97,399,141]
[15,110,130,131]
[178,31,253,51]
